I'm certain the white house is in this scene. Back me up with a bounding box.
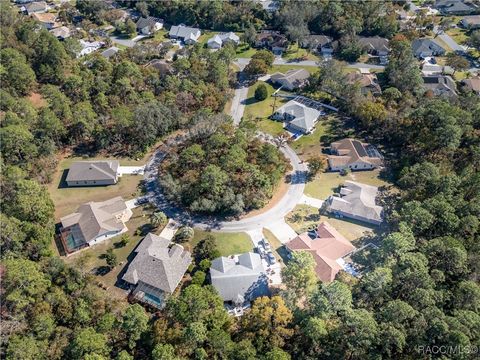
[207,32,240,49]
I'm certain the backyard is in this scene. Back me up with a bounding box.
[286,204,376,242]
[48,155,145,219]
[304,168,392,201]
[63,205,158,296]
[189,229,253,257]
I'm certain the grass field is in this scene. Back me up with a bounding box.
[304,169,391,201]
[48,156,144,219]
[64,205,158,293]
[282,43,320,61]
[189,229,253,256]
[286,204,375,241]
[236,44,258,58]
[263,228,288,264]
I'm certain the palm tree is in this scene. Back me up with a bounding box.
[150,211,167,228]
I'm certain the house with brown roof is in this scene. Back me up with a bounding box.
[286,222,355,282]
[31,12,60,30]
[300,34,337,57]
[327,138,384,172]
[346,71,382,96]
[122,233,191,308]
[255,31,288,55]
[66,160,120,186]
[461,76,480,94]
[59,196,132,253]
[270,69,310,90]
[325,181,383,225]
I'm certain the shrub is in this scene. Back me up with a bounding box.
[254,84,268,101]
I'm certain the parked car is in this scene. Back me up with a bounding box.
[260,239,271,251]
[257,246,266,259]
[267,252,276,264]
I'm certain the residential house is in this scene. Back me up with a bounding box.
[207,32,240,49]
[300,34,336,57]
[423,75,458,98]
[25,1,47,14]
[169,25,201,45]
[358,36,390,60]
[49,26,71,40]
[421,63,454,76]
[210,252,269,305]
[345,71,382,96]
[286,222,355,282]
[460,15,480,29]
[59,196,132,253]
[78,40,103,57]
[270,69,310,91]
[145,59,174,76]
[66,160,120,186]
[101,46,119,59]
[412,38,447,58]
[272,99,323,134]
[461,76,480,94]
[325,181,383,225]
[31,12,59,30]
[136,16,164,35]
[255,31,288,55]
[327,138,384,172]
[434,0,478,15]
[122,233,191,309]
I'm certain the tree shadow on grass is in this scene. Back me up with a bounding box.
[243,96,260,106]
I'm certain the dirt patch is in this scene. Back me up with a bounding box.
[26,92,46,108]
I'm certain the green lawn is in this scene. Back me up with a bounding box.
[446,28,468,45]
[153,29,169,42]
[189,229,253,257]
[236,44,258,58]
[64,205,158,294]
[286,204,375,241]
[304,169,391,201]
[282,43,320,61]
[198,30,219,45]
[263,228,288,264]
[48,155,144,219]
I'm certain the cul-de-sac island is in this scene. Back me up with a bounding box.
[1,1,479,359]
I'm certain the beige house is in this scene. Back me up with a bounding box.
[270,69,310,91]
[59,196,132,253]
[327,138,383,172]
[286,222,355,282]
[66,160,120,186]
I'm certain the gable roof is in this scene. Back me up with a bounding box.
[60,196,127,244]
[358,36,390,53]
[271,69,310,87]
[66,160,119,183]
[301,34,333,47]
[462,76,480,92]
[50,26,71,39]
[210,252,269,302]
[328,181,383,224]
[274,100,321,132]
[286,222,355,282]
[169,25,201,39]
[435,0,477,13]
[412,38,446,56]
[327,138,383,169]
[122,233,191,294]
[345,72,382,93]
[136,16,163,30]
[25,1,47,14]
[423,75,458,97]
[101,46,119,59]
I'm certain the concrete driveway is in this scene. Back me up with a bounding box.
[118,165,145,175]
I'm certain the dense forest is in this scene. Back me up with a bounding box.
[160,122,290,215]
[1,0,480,359]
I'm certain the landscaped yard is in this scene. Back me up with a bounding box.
[263,228,288,264]
[282,43,320,61]
[446,27,468,45]
[189,229,253,256]
[304,169,391,201]
[286,204,375,242]
[236,44,258,58]
[64,205,158,295]
[48,155,145,219]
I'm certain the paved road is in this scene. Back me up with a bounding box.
[236,57,384,71]
[230,67,249,125]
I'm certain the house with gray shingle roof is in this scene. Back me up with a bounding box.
[435,0,478,15]
[270,69,310,91]
[101,46,119,59]
[272,99,322,134]
[66,160,119,186]
[169,25,201,45]
[325,181,383,225]
[210,252,269,305]
[207,32,240,49]
[25,1,47,15]
[136,16,164,35]
[122,233,191,308]
[412,38,447,58]
[59,196,132,253]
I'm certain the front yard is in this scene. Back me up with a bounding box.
[304,169,391,201]
[48,155,144,219]
[282,43,320,62]
[286,204,376,242]
[189,229,253,257]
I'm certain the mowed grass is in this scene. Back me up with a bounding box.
[304,169,391,201]
[64,205,158,294]
[263,228,288,264]
[48,156,144,219]
[189,229,253,256]
[446,28,468,45]
[236,44,258,58]
[282,43,320,61]
[286,204,375,241]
